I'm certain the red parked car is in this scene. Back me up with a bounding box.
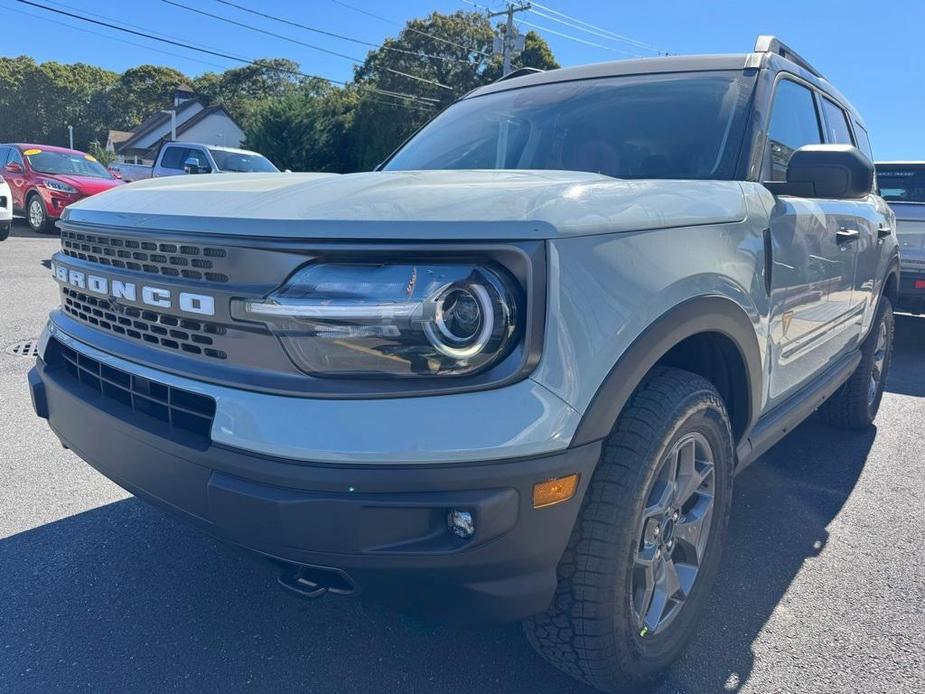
[0,143,122,233]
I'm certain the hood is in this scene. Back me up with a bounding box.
[62,170,747,240]
[50,174,122,195]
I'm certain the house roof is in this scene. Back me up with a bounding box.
[107,129,133,146]
[127,105,243,156]
[116,98,203,153]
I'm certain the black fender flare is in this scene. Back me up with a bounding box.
[570,295,763,447]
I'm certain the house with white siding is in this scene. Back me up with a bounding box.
[108,86,245,164]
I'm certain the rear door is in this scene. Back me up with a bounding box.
[764,78,862,405]
[817,97,887,333]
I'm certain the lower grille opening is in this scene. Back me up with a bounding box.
[46,337,216,440]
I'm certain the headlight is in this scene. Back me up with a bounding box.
[239,262,522,378]
[43,179,78,194]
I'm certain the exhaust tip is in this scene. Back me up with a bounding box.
[277,563,359,599]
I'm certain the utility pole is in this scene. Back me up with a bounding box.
[67,124,73,150]
[489,2,531,76]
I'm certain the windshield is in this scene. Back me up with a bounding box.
[25,150,112,178]
[208,149,278,173]
[384,71,750,179]
[876,165,925,203]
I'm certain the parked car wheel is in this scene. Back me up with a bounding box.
[0,222,10,241]
[27,193,53,233]
[524,366,734,692]
[820,296,894,429]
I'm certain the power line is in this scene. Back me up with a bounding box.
[163,0,366,63]
[15,0,439,108]
[517,18,641,57]
[529,1,665,54]
[208,0,473,65]
[1,3,231,71]
[163,0,453,91]
[329,0,491,58]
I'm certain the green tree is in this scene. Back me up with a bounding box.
[194,58,304,129]
[348,12,558,169]
[245,80,358,172]
[95,64,191,131]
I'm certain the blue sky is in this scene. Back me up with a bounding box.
[2,0,921,159]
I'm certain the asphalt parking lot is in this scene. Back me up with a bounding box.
[1,221,923,693]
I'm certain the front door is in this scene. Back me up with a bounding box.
[763,78,863,404]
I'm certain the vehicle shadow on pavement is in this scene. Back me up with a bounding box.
[886,314,925,397]
[0,421,876,694]
[9,319,921,693]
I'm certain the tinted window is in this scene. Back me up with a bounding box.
[766,79,822,181]
[209,149,277,173]
[820,98,854,145]
[855,123,874,161]
[876,165,925,203]
[385,72,751,180]
[159,146,187,170]
[25,150,113,178]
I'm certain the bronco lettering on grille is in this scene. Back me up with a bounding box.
[51,261,216,316]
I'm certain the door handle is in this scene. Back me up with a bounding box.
[877,225,892,238]
[836,227,860,243]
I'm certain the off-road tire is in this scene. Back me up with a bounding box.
[524,367,734,692]
[819,296,894,429]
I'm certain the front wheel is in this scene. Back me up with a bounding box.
[0,222,10,241]
[27,194,53,233]
[524,367,734,692]
[819,296,894,429]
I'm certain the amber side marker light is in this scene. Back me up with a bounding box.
[533,474,579,509]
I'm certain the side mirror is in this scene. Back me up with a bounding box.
[183,157,209,174]
[765,144,873,200]
[5,162,23,174]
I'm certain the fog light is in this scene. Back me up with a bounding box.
[533,474,579,508]
[447,509,475,538]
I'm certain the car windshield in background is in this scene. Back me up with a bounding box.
[26,150,112,178]
[208,149,278,173]
[384,71,751,180]
[876,166,925,202]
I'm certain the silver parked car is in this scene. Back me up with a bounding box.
[876,161,925,312]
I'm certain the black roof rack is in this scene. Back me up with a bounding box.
[752,35,823,78]
[496,67,545,82]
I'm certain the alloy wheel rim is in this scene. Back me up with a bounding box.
[868,320,888,406]
[29,199,43,228]
[632,431,716,638]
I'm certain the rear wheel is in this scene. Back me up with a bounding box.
[0,222,10,241]
[820,296,894,429]
[27,193,53,233]
[524,367,734,692]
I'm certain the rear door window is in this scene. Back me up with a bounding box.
[820,97,854,145]
[765,79,823,181]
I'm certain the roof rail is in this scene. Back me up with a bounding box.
[496,67,544,82]
[752,35,823,78]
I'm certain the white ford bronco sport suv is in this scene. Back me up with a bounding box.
[29,37,899,691]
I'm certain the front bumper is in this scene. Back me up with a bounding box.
[29,335,600,623]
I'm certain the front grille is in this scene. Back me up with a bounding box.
[60,229,229,283]
[47,338,216,439]
[62,287,228,360]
